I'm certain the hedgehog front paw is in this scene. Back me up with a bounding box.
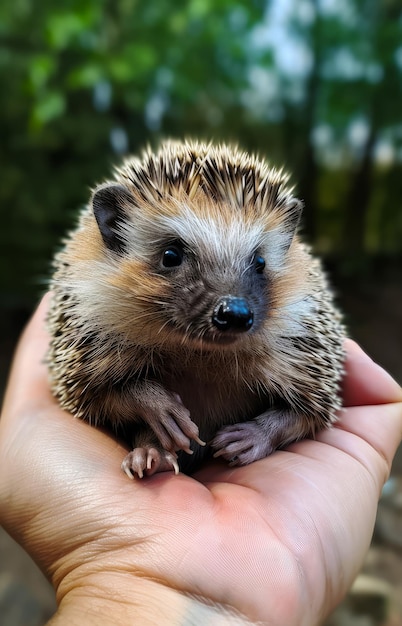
[211,422,274,466]
[142,390,205,454]
[121,446,179,479]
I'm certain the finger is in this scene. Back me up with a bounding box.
[1,293,53,418]
[342,339,402,407]
[320,401,402,486]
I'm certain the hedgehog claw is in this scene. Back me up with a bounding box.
[211,421,274,466]
[121,446,179,479]
[140,389,204,453]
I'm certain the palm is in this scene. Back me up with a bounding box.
[1,400,387,625]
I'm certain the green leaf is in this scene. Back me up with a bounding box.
[46,11,91,50]
[68,63,104,88]
[28,54,56,92]
[31,90,66,127]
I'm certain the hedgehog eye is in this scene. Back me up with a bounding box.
[254,254,266,274]
[162,244,184,268]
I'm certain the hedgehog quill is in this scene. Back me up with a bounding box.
[47,140,345,478]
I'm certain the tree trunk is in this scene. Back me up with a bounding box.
[342,124,376,255]
[296,0,321,244]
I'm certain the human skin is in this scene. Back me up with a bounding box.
[0,294,401,626]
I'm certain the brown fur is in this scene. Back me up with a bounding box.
[47,140,345,477]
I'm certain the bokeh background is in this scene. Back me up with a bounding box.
[0,1,401,624]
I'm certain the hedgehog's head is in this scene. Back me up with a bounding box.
[90,140,303,350]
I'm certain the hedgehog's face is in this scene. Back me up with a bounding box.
[91,177,302,350]
[151,234,268,347]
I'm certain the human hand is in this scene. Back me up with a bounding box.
[0,295,401,626]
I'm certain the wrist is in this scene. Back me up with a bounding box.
[47,573,256,626]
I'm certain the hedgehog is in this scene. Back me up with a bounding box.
[47,139,345,478]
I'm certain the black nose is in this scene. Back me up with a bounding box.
[212,297,254,333]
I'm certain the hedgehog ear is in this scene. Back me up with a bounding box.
[92,183,133,253]
[265,197,303,270]
[276,198,303,264]
[281,197,303,249]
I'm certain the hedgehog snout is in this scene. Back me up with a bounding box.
[212,296,254,333]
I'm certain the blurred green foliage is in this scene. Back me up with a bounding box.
[1,0,402,307]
